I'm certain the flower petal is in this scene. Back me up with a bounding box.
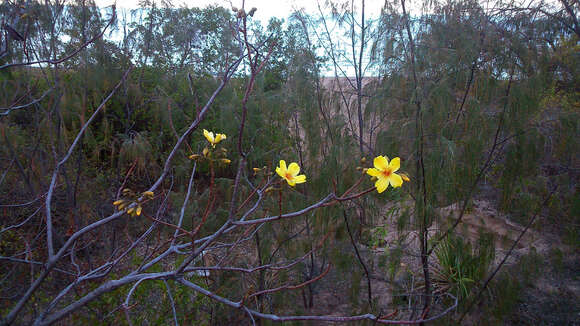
[366,168,381,177]
[374,155,389,171]
[388,173,403,188]
[276,160,287,179]
[288,162,300,176]
[215,133,226,143]
[203,129,214,143]
[294,174,306,184]
[275,167,283,178]
[389,157,401,172]
[375,177,389,193]
[287,179,296,186]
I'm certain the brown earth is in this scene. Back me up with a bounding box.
[298,199,579,324]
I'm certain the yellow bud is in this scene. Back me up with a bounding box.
[113,199,124,206]
[362,168,368,174]
[401,173,410,182]
[143,191,154,198]
[220,159,231,164]
[203,147,210,157]
[135,206,142,216]
[189,154,201,160]
[127,207,135,215]
[122,188,131,194]
[361,157,367,163]
[118,201,130,210]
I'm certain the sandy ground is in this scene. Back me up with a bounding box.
[296,198,579,324]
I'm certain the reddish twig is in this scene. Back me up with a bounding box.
[246,263,332,301]
[142,212,192,237]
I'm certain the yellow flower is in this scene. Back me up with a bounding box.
[203,129,226,147]
[275,160,306,186]
[366,156,404,193]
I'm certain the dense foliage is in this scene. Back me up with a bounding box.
[0,0,578,324]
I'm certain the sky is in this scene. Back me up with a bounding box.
[92,0,394,77]
[90,0,430,76]
[94,0,387,21]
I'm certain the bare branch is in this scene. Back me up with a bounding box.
[45,67,133,258]
[0,88,53,116]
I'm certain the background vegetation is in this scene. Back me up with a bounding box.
[0,0,578,324]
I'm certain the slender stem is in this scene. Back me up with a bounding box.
[343,210,372,306]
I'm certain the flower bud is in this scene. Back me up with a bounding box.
[118,201,130,210]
